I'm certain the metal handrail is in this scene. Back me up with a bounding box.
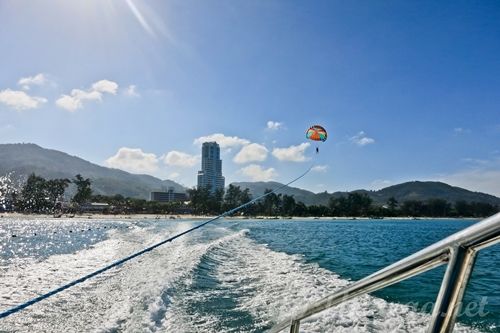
[269,212,500,333]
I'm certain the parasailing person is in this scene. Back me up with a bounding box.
[306,125,328,154]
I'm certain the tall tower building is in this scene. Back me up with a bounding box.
[197,142,225,193]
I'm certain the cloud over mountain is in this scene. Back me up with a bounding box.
[239,164,277,181]
[163,150,198,168]
[105,147,159,174]
[233,143,268,164]
[272,143,310,162]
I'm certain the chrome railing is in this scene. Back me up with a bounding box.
[269,212,500,333]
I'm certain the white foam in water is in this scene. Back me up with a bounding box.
[0,219,213,332]
[0,219,485,332]
[160,228,254,333]
[232,234,483,332]
[162,229,483,333]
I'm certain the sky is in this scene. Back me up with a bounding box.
[0,0,499,196]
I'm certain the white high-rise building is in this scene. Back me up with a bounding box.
[197,142,225,193]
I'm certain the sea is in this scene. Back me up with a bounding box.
[0,217,498,333]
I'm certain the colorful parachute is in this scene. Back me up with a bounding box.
[306,125,327,142]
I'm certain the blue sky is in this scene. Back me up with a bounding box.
[1,0,499,195]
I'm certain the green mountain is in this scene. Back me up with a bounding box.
[0,143,185,199]
[2,143,498,206]
[231,181,500,206]
[370,181,500,205]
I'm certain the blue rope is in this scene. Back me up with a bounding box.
[0,165,312,319]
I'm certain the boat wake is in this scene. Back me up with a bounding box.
[0,219,483,332]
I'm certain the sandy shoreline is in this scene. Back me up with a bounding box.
[0,212,480,221]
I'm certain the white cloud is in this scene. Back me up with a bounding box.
[18,73,47,90]
[272,143,310,162]
[233,143,268,164]
[55,95,82,112]
[239,164,277,181]
[56,89,101,112]
[312,165,328,172]
[71,89,102,101]
[0,89,47,110]
[92,80,118,94]
[56,79,119,112]
[350,131,375,146]
[267,121,283,130]
[194,133,250,149]
[163,150,198,168]
[105,147,159,174]
[124,84,140,97]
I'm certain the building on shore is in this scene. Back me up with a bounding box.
[150,187,187,202]
[80,202,110,213]
[197,141,225,193]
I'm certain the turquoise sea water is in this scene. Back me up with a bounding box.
[240,219,499,332]
[0,217,498,332]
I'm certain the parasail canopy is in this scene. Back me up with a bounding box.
[306,125,327,142]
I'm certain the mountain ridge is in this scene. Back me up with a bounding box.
[231,180,500,206]
[0,143,185,199]
[1,143,499,206]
